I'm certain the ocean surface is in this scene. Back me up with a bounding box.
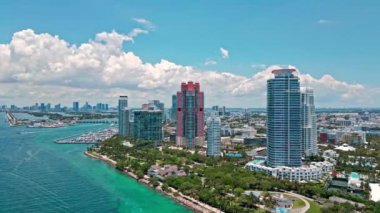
[0,112,191,213]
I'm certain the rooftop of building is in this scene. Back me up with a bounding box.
[272,68,296,74]
[350,172,360,179]
[369,183,380,202]
[335,144,356,151]
[246,159,334,171]
[133,109,163,113]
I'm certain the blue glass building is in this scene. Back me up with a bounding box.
[119,108,132,137]
[132,110,163,142]
[301,88,318,156]
[206,112,221,157]
[267,69,302,167]
[72,101,79,112]
[118,96,128,135]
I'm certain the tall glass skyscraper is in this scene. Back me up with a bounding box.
[206,112,221,157]
[119,108,132,137]
[301,88,318,156]
[132,110,163,142]
[118,96,128,135]
[267,69,302,167]
[176,81,204,149]
[73,101,79,112]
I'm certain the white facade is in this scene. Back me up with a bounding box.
[335,144,356,152]
[301,88,318,156]
[245,160,333,181]
[336,118,352,127]
[206,113,221,157]
[369,184,380,202]
[322,150,339,164]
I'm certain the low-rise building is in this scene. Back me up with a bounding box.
[348,172,362,189]
[322,150,339,164]
[245,159,333,181]
[147,164,186,181]
[335,144,356,152]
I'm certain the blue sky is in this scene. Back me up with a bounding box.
[0,0,379,107]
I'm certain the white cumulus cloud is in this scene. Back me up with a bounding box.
[0,29,376,107]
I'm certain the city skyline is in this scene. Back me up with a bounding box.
[2,1,380,212]
[0,1,379,107]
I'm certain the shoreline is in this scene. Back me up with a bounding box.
[84,151,221,213]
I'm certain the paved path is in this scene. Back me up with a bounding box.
[285,192,311,213]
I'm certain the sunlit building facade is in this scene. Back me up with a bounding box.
[176,82,204,149]
[301,88,318,156]
[267,69,302,167]
[132,110,163,142]
[206,113,221,157]
[118,96,128,135]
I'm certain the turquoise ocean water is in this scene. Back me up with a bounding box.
[0,112,191,213]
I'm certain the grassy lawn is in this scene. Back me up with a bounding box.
[306,200,321,213]
[292,198,306,209]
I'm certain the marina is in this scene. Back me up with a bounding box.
[55,128,118,144]
[27,121,67,128]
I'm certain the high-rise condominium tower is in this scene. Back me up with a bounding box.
[118,96,128,135]
[206,112,221,157]
[132,110,163,142]
[176,81,204,149]
[301,88,318,156]
[267,69,302,167]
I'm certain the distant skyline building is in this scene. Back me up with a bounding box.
[301,88,318,157]
[132,110,163,142]
[83,102,91,112]
[118,96,128,135]
[73,101,79,112]
[46,103,51,111]
[151,100,164,111]
[176,81,204,149]
[171,94,177,123]
[54,104,61,112]
[40,103,46,112]
[267,69,302,167]
[206,113,221,157]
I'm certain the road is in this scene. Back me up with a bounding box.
[285,192,311,213]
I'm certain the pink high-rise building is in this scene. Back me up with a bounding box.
[176,81,204,149]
